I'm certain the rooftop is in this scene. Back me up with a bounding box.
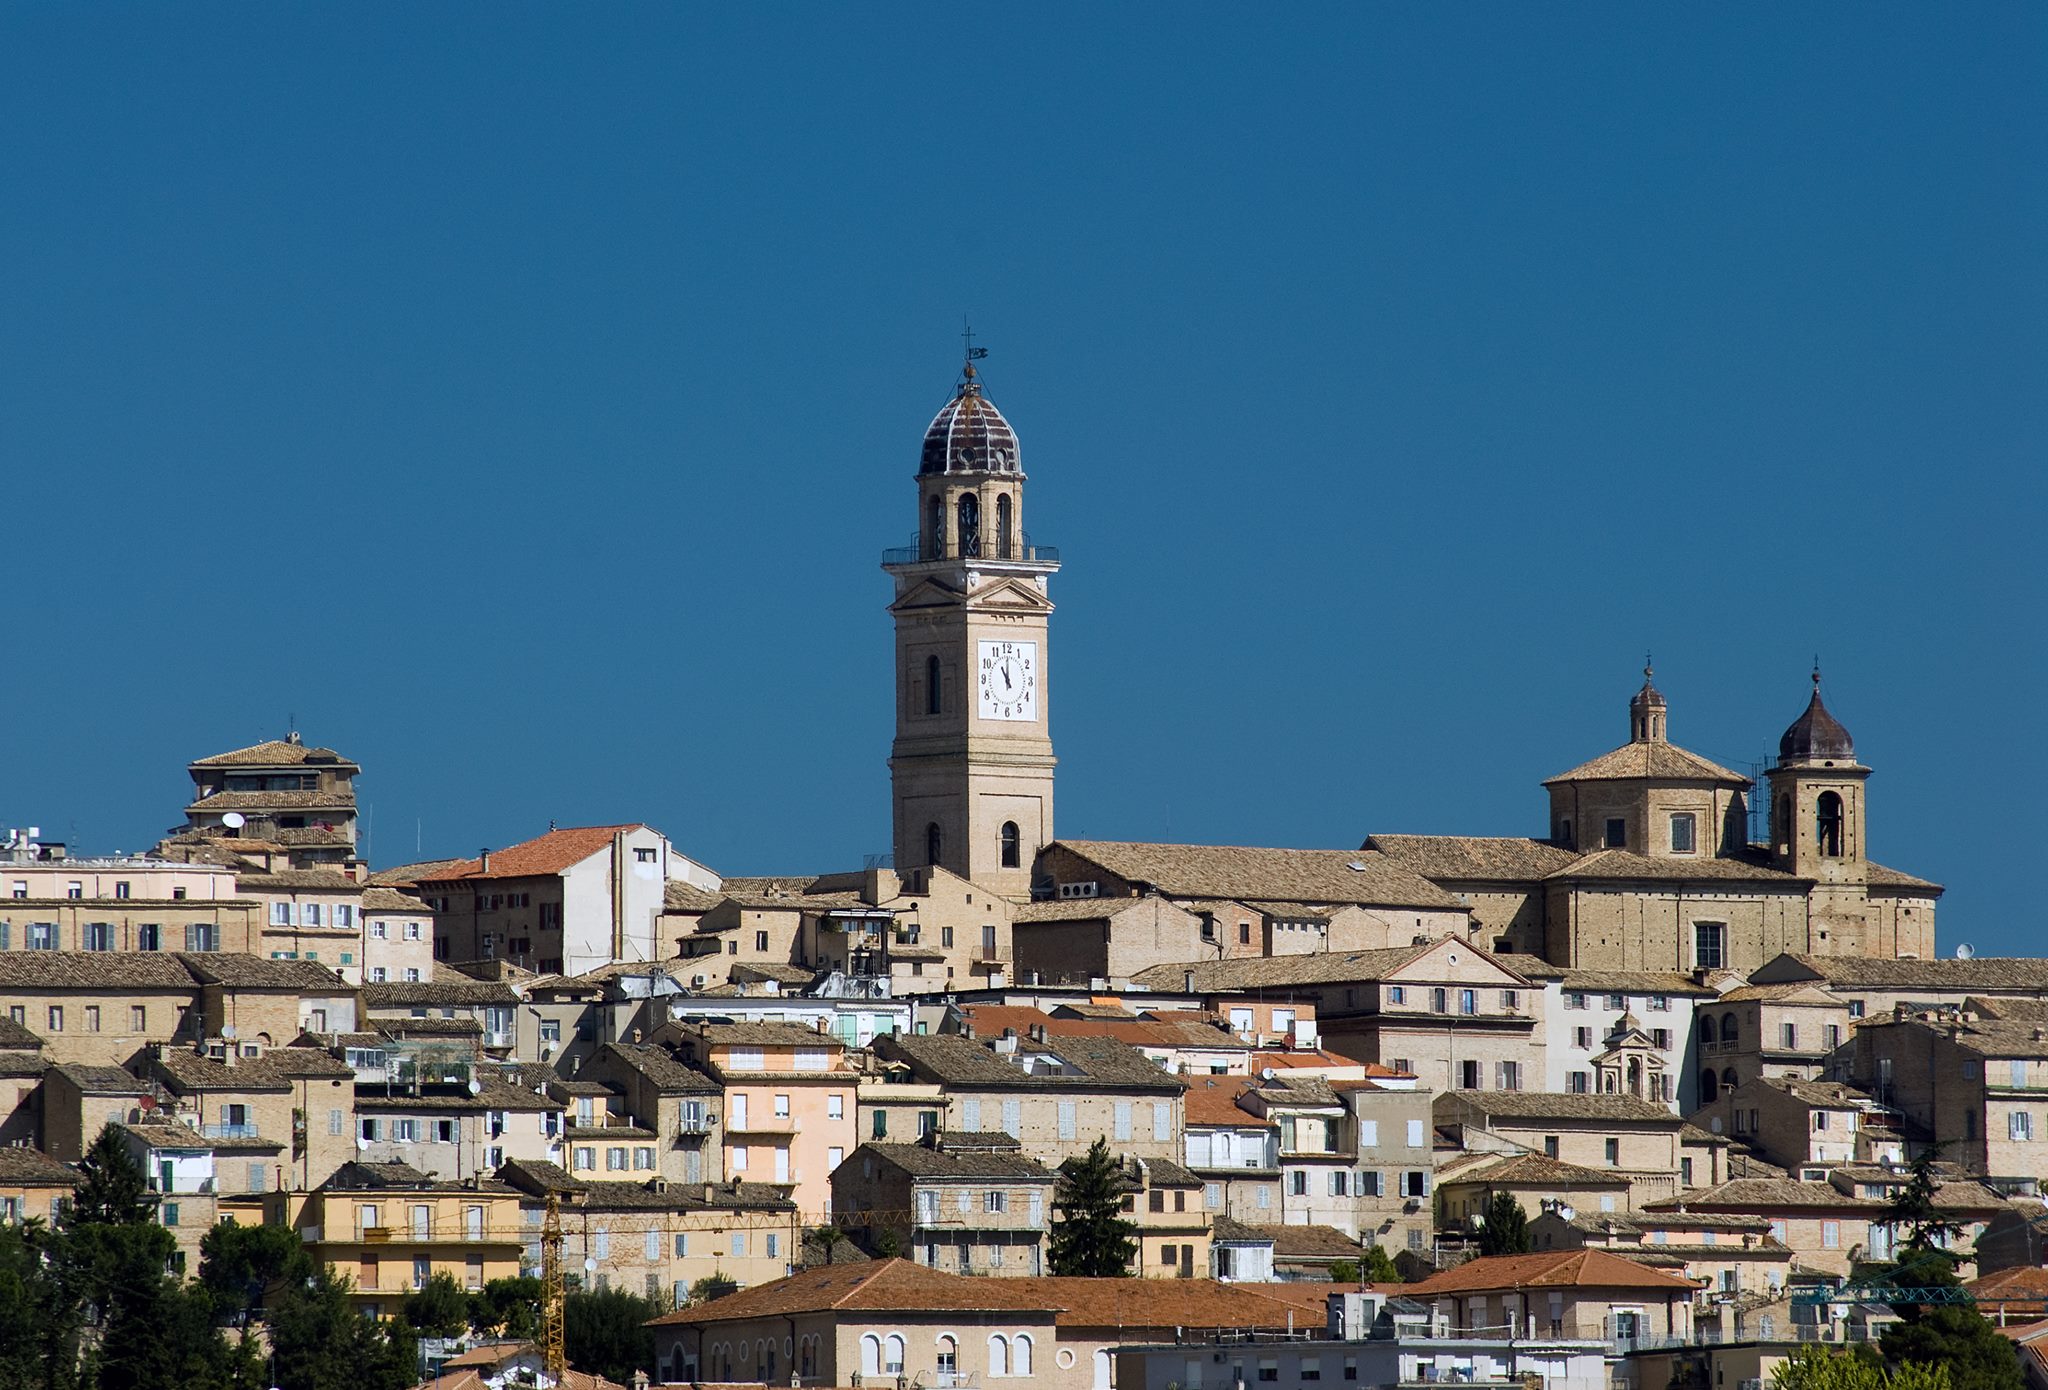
[1409,1249,1702,1295]
[418,825,649,883]
[1047,840,1466,911]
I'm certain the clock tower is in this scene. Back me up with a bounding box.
[883,358,1059,900]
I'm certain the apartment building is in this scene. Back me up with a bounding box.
[1436,1091,1686,1209]
[0,853,263,955]
[357,1071,565,1181]
[360,887,435,984]
[1405,1249,1703,1344]
[1696,983,1852,1103]
[0,1147,79,1227]
[1528,1208,1794,1324]
[1508,959,1706,1110]
[181,734,361,860]
[872,1030,1186,1167]
[575,1041,722,1185]
[664,1021,857,1218]
[1847,1008,2048,1192]
[1750,953,2048,1021]
[1700,1078,1900,1178]
[416,824,719,977]
[144,1040,359,1191]
[832,1131,1055,1275]
[278,1160,526,1315]
[1436,1153,1634,1230]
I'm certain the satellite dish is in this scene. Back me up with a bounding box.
[583,1257,597,1273]
[222,812,246,829]
[1955,944,1976,960]
[467,1078,483,1096]
[222,1025,238,1040]
[1557,1204,1575,1221]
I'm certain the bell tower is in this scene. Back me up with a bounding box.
[883,355,1059,900]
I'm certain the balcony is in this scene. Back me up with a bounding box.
[882,533,1059,568]
[725,1117,801,1136]
[971,947,1008,965]
[677,1114,715,1136]
[203,1122,259,1140]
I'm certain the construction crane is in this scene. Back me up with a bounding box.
[541,1190,567,1383]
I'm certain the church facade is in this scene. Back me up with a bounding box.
[877,356,1940,979]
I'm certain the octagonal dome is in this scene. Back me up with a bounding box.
[920,367,1022,477]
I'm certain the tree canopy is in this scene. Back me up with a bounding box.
[1049,1138,1139,1277]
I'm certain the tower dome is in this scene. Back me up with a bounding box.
[1780,667,1855,762]
[919,365,1022,477]
[1629,661,1667,743]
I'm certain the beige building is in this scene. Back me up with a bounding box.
[180,734,361,864]
[1847,1008,2048,1193]
[1749,952,2048,1021]
[1528,1208,1794,1333]
[1436,1152,1634,1231]
[360,886,435,985]
[885,363,1060,903]
[574,1041,722,1185]
[1405,1248,1702,1345]
[1365,669,1941,975]
[0,852,262,956]
[1696,982,1852,1103]
[832,1131,1055,1275]
[1697,1077,1898,1178]
[872,1030,1186,1167]
[144,1039,360,1192]
[1436,1090,1687,1210]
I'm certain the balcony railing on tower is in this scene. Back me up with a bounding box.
[882,532,1058,566]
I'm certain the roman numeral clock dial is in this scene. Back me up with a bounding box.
[977,639,1038,722]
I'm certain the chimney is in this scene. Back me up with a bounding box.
[480,847,492,874]
[1028,1023,1046,1043]
[1184,970,1195,992]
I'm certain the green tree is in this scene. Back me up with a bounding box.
[1885,1147,1967,1276]
[199,1220,314,1324]
[1476,1194,1532,1257]
[403,1272,470,1338]
[1328,1260,1359,1284]
[1049,1139,1139,1277]
[0,1218,82,1390]
[268,1266,418,1390]
[1359,1245,1402,1283]
[1773,1346,1952,1390]
[469,1276,543,1339]
[66,1127,153,1228]
[688,1273,739,1305]
[563,1287,659,1386]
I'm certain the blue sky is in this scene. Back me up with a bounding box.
[2,8,2041,952]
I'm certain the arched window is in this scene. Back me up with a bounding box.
[926,822,943,869]
[1817,791,1844,857]
[1093,1347,1112,1390]
[926,655,942,716]
[1721,1066,1738,1090]
[989,1334,1010,1377]
[937,1336,958,1376]
[1699,1016,1716,1045]
[1000,821,1020,868]
[927,496,945,559]
[861,1335,882,1378]
[1014,1335,1033,1376]
[884,1335,905,1376]
[957,492,981,557]
[1699,1069,1719,1104]
[1720,1012,1738,1045]
[1776,793,1792,848]
[996,493,1014,558]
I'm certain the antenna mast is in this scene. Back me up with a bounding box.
[541,1189,567,1381]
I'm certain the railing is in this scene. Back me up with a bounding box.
[724,1117,801,1135]
[882,533,1058,566]
[677,1115,715,1136]
[203,1122,259,1140]
[148,1176,216,1194]
[971,947,1007,964]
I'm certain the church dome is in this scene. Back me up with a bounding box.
[919,367,1022,477]
[1780,671,1855,762]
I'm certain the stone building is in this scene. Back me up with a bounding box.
[831,1130,1055,1275]
[180,734,361,864]
[1365,668,1941,975]
[1436,1091,1687,1210]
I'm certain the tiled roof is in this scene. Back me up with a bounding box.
[852,1140,1055,1181]
[1970,1267,2048,1306]
[1131,942,1439,993]
[0,953,199,990]
[0,1148,79,1187]
[690,1021,844,1048]
[1441,1153,1629,1188]
[191,739,359,770]
[1182,1075,1269,1129]
[1439,1091,1678,1125]
[1364,835,1583,882]
[0,1018,42,1051]
[187,790,354,812]
[1239,1223,1362,1259]
[1866,862,1943,892]
[151,1050,297,1092]
[361,887,431,914]
[1713,984,1843,1004]
[1753,1078,1873,1108]
[234,870,360,891]
[595,1043,716,1094]
[1012,899,1128,922]
[1048,841,1466,911]
[52,1063,149,1093]
[1547,849,1805,885]
[181,955,348,991]
[1649,1179,1885,1211]
[418,826,647,883]
[1410,1249,1701,1294]
[367,859,470,887]
[662,882,725,913]
[649,1259,1063,1325]
[272,827,355,848]
[362,980,520,1008]
[1543,742,1751,787]
[1555,968,1715,995]
[1759,954,2048,991]
[875,1033,1178,1092]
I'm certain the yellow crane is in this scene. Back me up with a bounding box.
[540,1190,567,1383]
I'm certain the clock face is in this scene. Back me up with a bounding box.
[977,639,1038,722]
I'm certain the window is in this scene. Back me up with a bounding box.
[1670,812,1697,854]
[1569,1071,1589,1093]
[404,921,422,940]
[754,931,769,953]
[83,1006,99,1033]
[1497,1061,1521,1090]
[574,1147,596,1171]
[371,922,388,939]
[27,923,56,951]
[1501,989,1519,1011]
[925,655,943,715]
[988,1335,1009,1378]
[1000,821,1021,869]
[1114,1102,1132,1141]
[1239,921,1251,944]
[1814,1112,1830,1131]
[1401,1170,1427,1198]
[1825,1024,1842,1049]
[1817,792,1844,857]
[1430,987,1448,1013]
[82,922,112,951]
[1652,1029,1670,1050]
[129,1005,147,1031]
[1822,1221,1841,1249]
[403,967,421,982]
[1573,1027,1592,1049]
[987,1190,1008,1213]
[184,923,218,952]
[1459,1059,1480,1090]
[2012,1112,2033,1142]
[46,1007,61,1033]
[163,1202,180,1226]
[1604,817,1627,849]
[1605,1138,1620,1164]
[1459,989,1477,1016]
[1057,1101,1076,1140]
[1693,922,1726,971]
[925,822,942,868]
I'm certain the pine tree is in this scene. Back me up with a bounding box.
[1048,1139,1138,1277]
[1477,1194,1532,1257]
[65,1126,154,1228]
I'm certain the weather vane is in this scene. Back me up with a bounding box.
[961,316,988,365]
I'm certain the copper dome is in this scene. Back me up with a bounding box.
[1780,675,1855,762]
[919,368,1022,477]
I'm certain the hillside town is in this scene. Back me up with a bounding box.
[3,366,2038,1390]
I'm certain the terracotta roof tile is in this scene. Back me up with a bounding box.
[190,739,359,770]
[418,826,647,883]
[1438,1091,1678,1125]
[1543,742,1751,787]
[186,790,354,812]
[1364,835,1584,882]
[1410,1249,1701,1295]
[1759,954,2048,991]
[1547,849,1805,885]
[1132,943,1440,993]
